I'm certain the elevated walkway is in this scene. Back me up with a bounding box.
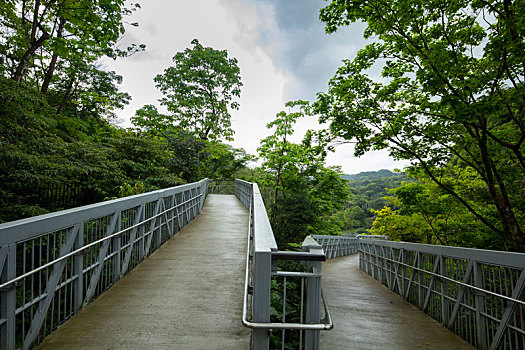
[321,254,473,349]
[36,194,250,349]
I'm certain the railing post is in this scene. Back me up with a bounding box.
[303,238,323,350]
[113,211,122,283]
[138,204,145,262]
[253,250,272,349]
[1,244,16,350]
[473,261,488,350]
[418,252,424,309]
[440,255,449,326]
[74,224,84,313]
[170,194,175,236]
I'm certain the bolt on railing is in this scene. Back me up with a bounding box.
[0,179,209,350]
[312,234,525,350]
[235,180,333,350]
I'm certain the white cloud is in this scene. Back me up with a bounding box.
[103,0,407,174]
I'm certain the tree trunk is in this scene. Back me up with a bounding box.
[12,33,50,82]
[41,19,65,96]
[56,73,76,114]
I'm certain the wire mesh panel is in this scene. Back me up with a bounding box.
[0,179,209,350]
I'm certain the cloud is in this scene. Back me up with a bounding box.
[104,0,402,174]
[222,0,367,101]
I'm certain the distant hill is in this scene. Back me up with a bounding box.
[342,169,397,182]
[339,169,413,231]
[342,170,410,202]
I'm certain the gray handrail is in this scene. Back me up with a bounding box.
[0,179,210,350]
[235,180,332,350]
[0,195,201,291]
[240,198,332,331]
[313,234,525,350]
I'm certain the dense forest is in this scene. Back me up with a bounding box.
[336,170,409,233]
[0,3,249,223]
[1,0,524,254]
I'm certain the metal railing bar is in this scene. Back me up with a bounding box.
[506,323,525,335]
[0,192,205,290]
[272,251,326,262]
[359,240,525,269]
[240,183,334,335]
[0,181,208,245]
[282,276,287,350]
[242,289,333,330]
[357,249,525,306]
[15,293,48,315]
[14,273,79,316]
[272,271,322,278]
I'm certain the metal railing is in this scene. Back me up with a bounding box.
[209,179,236,195]
[312,235,358,259]
[235,180,333,350]
[0,179,209,350]
[313,235,525,350]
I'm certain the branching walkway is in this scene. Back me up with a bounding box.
[321,254,474,349]
[37,194,250,350]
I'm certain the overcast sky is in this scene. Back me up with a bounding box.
[103,0,409,174]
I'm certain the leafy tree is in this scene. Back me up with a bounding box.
[369,207,426,242]
[152,39,242,141]
[316,0,525,251]
[331,206,368,232]
[0,74,183,222]
[382,167,506,249]
[199,142,254,180]
[257,102,349,247]
[1,0,143,86]
[131,104,175,137]
[258,101,325,221]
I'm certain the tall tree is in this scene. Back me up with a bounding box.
[0,0,143,90]
[316,0,525,251]
[153,39,242,141]
[257,102,349,246]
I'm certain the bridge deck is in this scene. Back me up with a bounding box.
[37,194,250,350]
[321,254,474,349]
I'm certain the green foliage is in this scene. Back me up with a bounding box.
[106,181,146,201]
[1,0,144,88]
[370,207,425,242]
[373,167,506,249]
[330,170,411,233]
[151,39,242,141]
[131,104,175,137]
[162,131,251,182]
[0,3,252,225]
[257,102,350,247]
[0,74,187,222]
[317,0,525,251]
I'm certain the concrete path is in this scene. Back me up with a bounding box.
[321,254,474,349]
[37,194,250,350]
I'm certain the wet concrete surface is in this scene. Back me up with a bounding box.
[320,254,474,349]
[37,194,250,350]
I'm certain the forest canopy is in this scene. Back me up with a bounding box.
[0,2,249,223]
[1,0,523,254]
[315,0,525,251]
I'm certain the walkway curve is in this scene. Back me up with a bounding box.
[320,254,474,349]
[37,194,250,350]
